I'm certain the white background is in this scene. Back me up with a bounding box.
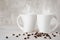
[0,0,60,40]
[0,0,60,25]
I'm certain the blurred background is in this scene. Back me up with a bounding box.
[0,0,60,40]
[0,0,60,26]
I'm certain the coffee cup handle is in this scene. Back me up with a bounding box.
[17,15,23,31]
[50,15,58,32]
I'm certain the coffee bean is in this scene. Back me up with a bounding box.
[49,37,51,39]
[52,33,54,35]
[34,36,37,38]
[16,35,18,37]
[41,33,43,34]
[31,34,33,35]
[36,33,42,37]
[43,33,47,36]
[44,37,47,39]
[43,34,46,36]
[18,34,21,36]
[26,32,28,34]
[27,34,31,36]
[27,36,29,39]
[12,34,15,36]
[46,34,49,37]
[24,37,26,39]
[6,36,8,39]
[52,33,56,37]
[23,34,25,35]
[53,35,56,37]
[56,32,58,34]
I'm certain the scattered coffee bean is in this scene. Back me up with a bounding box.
[44,37,47,39]
[52,33,56,37]
[16,35,19,37]
[43,33,46,36]
[26,32,28,34]
[43,33,47,36]
[46,34,51,39]
[27,34,31,36]
[5,32,60,39]
[56,32,58,34]
[34,36,37,38]
[52,33,54,35]
[46,34,50,37]
[27,36,29,39]
[23,34,25,35]
[36,33,42,37]
[31,33,34,35]
[12,34,15,36]
[53,35,56,37]
[18,34,21,36]
[24,37,26,39]
[41,33,43,34]
[6,36,8,39]
[49,37,51,39]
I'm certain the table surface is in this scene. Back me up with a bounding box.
[0,25,60,40]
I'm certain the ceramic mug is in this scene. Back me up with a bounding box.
[17,14,37,32]
[37,14,58,33]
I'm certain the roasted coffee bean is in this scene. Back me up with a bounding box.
[31,33,34,35]
[46,34,51,39]
[43,34,46,36]
[27,34,31,36]
[49,37,51,39]
[18,34,21,36]
[41,33,43,34]
[43,33,47,36]
[36,33,42,37]
[26,32,28,34]
[34,36,37,38]
[37,35,41,37]
[24,37,26,39]
[44,37,47,39]
[23,34,25,35]
[46,34,50,37]
[6,36,8,39]
[16,35,19,37]
[12,34,15,36]
[53,35,56,37]
[27,36,29,39]
[52,33,54,35]
[52,33,56,37]
[56,32,58,34]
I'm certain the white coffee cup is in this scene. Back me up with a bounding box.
[37,14,58,33]
[17,14,37,32]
